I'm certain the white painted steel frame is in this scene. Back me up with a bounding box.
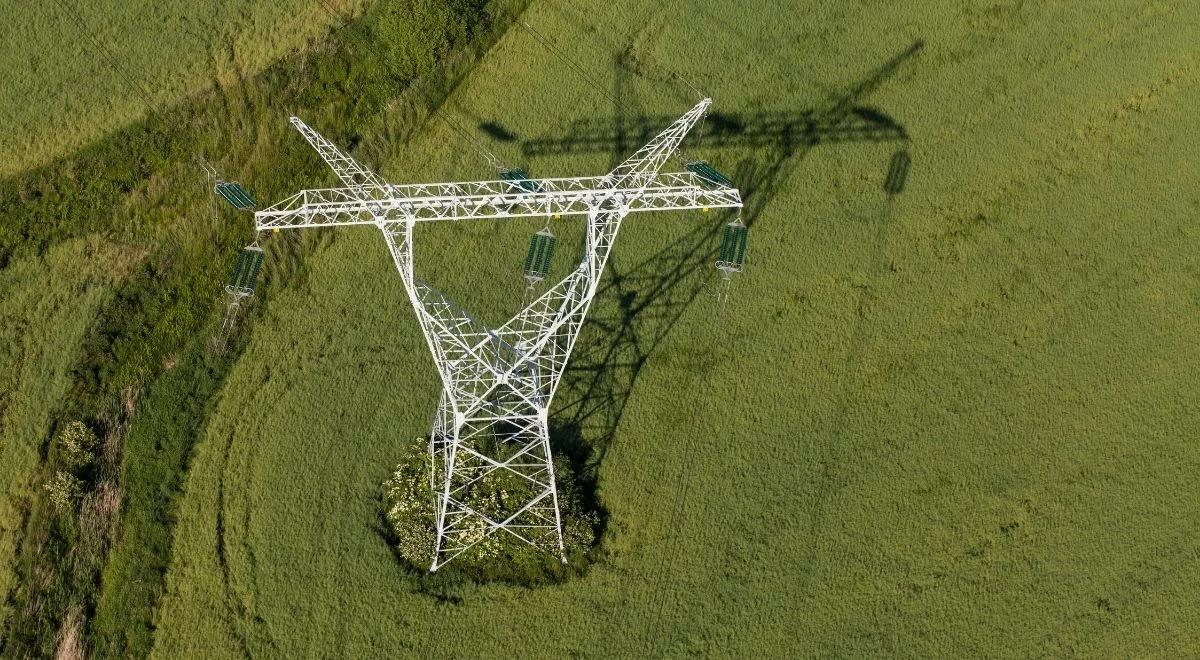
[255,172,740,228]
[255,99,741,571]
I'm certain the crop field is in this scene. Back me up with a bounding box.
[0,0,356,177]
[2,0,1199,656]
[148,0,1200,656]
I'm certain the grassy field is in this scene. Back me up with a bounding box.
[146,0,1200,656]
[0,0,1195,655]
[0,0,359,177]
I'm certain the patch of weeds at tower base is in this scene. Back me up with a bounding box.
[382,433,603,587]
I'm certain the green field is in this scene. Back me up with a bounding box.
[0,0,355,177]
[0,1,524,655]
[3,0,1199,656]
[152,0,1200,656]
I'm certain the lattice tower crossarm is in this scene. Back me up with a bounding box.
[254,98,742,571]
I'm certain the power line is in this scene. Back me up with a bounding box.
[518,19,624,110]
[47,0,162,119]
[555,0,709,103]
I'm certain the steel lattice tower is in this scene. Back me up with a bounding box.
[256,99,741,570]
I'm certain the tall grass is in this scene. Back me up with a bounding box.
[0,238,120,634]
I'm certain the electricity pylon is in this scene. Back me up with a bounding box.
[256,99,741,570]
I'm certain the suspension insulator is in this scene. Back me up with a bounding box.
[500,168,542,193]
[523,229,557,283]
[243,246,264,291]
[538,232,557,274]
[687,160,733,189]
[226,245,265,295]
[716,222,748,273]
[215,182,257,210]
[227,251,248,290]
[523,235,540,275]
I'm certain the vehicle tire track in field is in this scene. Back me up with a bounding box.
[235,418,279,657]
[594,156,794,654]
[215,428,254,659]
[792,66,1192,595]
[924,2,1190,251]
[609,66,898,650]
[794,186,899,597]
[862,44,1200,390]
[792,39,1198,623]
[636,319,723,657]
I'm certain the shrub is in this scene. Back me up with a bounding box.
[44,472,84,513]
[383,447,438,564]
[373,0,489,84]
[55,421,98,471]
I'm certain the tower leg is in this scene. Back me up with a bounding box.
[538,409,568,564]
[427,389,565,570]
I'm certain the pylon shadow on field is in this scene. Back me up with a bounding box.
[477,120,517,142]
[521,103,907,160]
[518,40,923,161]
[541,42,922,502]
[549,216,727,468]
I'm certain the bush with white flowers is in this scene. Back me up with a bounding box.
[45,471,84,513]
[383,436,600,582]
[56,421,98,470]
